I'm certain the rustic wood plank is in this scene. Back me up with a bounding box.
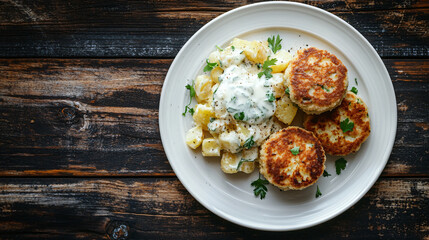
[0,2,427,58]
[0,58,427,177]
[0,178,427,239]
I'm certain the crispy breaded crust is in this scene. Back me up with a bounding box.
[285,47,348,114]
[304,92,371,156]
[259,127,326,191]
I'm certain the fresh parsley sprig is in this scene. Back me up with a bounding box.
[323,170,331,177]
[340,118,354,133]
[182,82,195,116]
[290,146,300,155]
[243,136,255,149]
[251,173,269,200]
[258,57,277,79]
[234,112,245,121]
[204,59,218,72]
[335,158,347,175]
[315,185,322,198]
[236,158,253,170]
[267,93,275,102]
[268,34,282,54]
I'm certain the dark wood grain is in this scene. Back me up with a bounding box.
[0,1,427,58]
[0,178,427,239]
[0,58,427,177]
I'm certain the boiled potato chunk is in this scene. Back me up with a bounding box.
[202,138,221,157]
[210,67,223,84]
[194,75,213,103]
[193,104,215,130]
[220,151,255,174]
[275,95,298,125]
[271,49,292,73]
[218,131,241,153]
[185,125,203,149]
[271,73,286,98]
[231,38,269,64]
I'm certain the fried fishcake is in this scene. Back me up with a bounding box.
[259,127,326,191]
[285,47,348,114]
[304,91,371,156]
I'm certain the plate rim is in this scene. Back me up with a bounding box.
[159,1,397,231]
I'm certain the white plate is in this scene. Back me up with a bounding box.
[159,2,396,231]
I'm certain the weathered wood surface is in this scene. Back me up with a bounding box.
[0,0,428,238]
[0,1,428,58]
[0,59,427,177]
[0,178,427,239]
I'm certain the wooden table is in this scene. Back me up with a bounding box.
[0,1,427,239]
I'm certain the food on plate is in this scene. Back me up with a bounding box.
[303,91,371,156]
[259,126,326,191]
[275,94,298,125]
[285,47,348,115]
[185,36,296,174]
[183,33,370,199]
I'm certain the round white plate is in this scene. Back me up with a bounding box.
[159,2,396,231]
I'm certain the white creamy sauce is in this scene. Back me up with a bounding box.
[212,65,276,124]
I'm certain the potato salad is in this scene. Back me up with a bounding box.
[184,36,298,174]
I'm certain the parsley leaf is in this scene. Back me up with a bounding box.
[251,174,269,200]
[290,146,300,155]
[268,34,282,54]
[182,82,196,116]
[340,118,354,133]
[231,46,235,51]
[258,57,277,79]
[234,112,245,121]
[243,136,255,149]
[209,117,215,123]
[215,45,223,51]
[315,185,322,198]
[267,93,275,102]
[285,87,290,95]
[323,170,331,177]
[236,158,254,170]
[321,85,330,92]
[351,86,358,94]
[203,59,218,72]
[355,78,358,85]
[335,158,347,175]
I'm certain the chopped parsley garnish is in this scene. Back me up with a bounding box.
[335,158,347,175]
[323,170,331,177]
[340,118,354,133]
[268,34,282,54]
[182,82,196,116]
[315,185,322,198]
[290,146,300,155]
[355,78,358,85]
[321,85,330,92]
[351,86,358,94]
[215,45,223,51]
[231,46,235,51]
[251,174,269,200]
[267,93,275,102]
[209,117,215,123]
[236,158,253,170]
[258,57,277,79]
[234,112,245,121]
[203,59,218,72]
[285,87,290,95]
[243,136,255,149]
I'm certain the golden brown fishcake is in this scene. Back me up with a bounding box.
[259,127,326,191]
[285,47,348,114]
[303,91,371,156]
